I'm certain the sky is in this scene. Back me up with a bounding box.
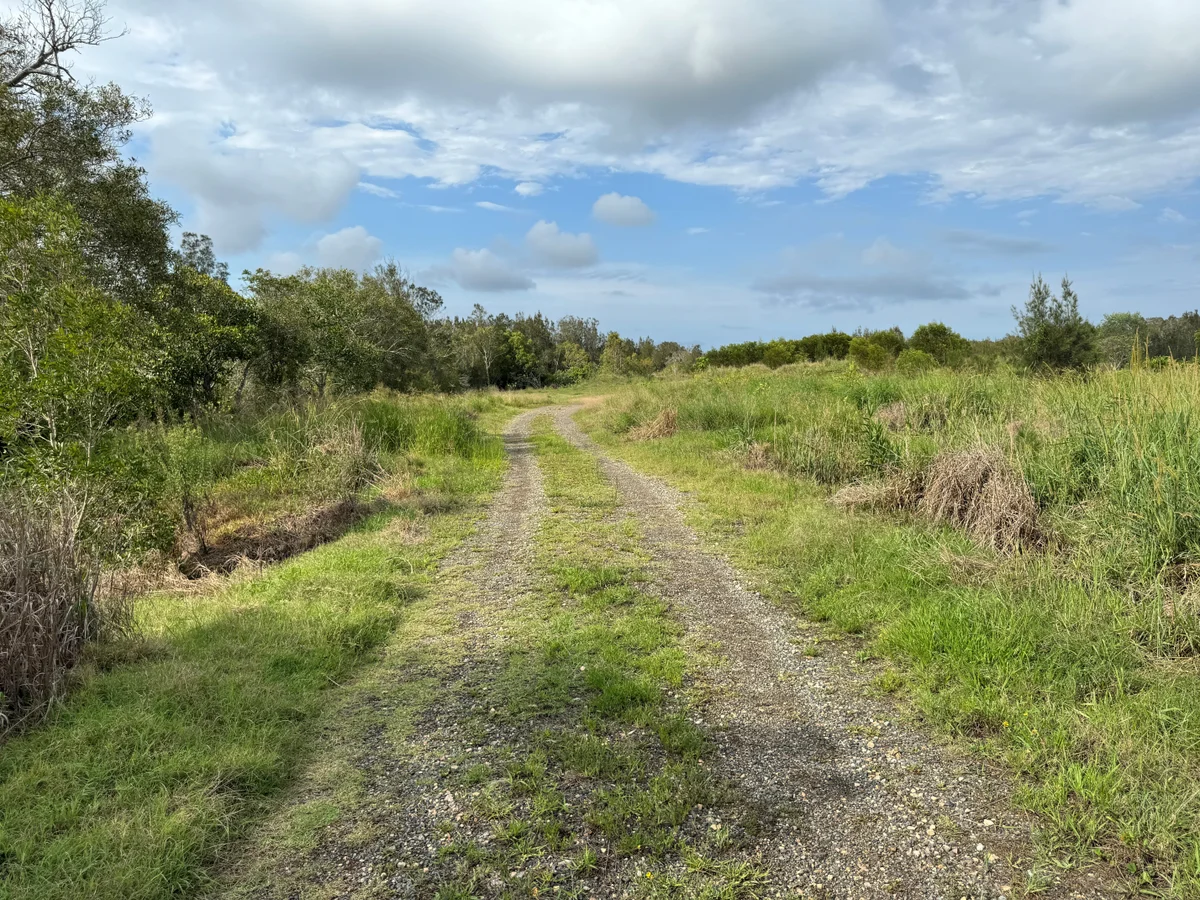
[55,0,1200,347]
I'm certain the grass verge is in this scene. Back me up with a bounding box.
[0,430,505,900]
[579,392,1200,898]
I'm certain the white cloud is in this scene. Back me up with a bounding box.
[444,248,535,291]
[358,181,400,199]
[686,227,710,235]
[593,193,656,227]
[476,200,519,212]
[315,225,384,271]
[72,0,1200,238]
[1161,207,1188,224]
[526,220,599,268]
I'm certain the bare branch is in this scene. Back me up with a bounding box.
[2,0,121,92]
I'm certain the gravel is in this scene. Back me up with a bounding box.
[551,406,1117,900]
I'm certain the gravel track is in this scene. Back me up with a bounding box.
[549,406,1114,900]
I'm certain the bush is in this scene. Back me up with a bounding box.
[896,349,938,376]
[1014,275,1097,370]
[0,489,129,735]
[909,323,969,366]
[848,337,891,372]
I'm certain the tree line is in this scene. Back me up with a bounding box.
[702,276,1200,374]
[0,0,699,469]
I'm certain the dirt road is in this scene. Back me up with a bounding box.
[231,407,1112,900]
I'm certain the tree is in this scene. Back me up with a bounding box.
[1013,275,1097,370]
[1096,312,1147,368]
[1,0,176,306]
[178,232,229,283]
[909,322,969,366]
[0,195,150,457]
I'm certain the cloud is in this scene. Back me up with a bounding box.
[592,193,656,227]
[358,181,400,199]
[752,271,976,310]
[476,200,519,212]
[1161,207,1188,224]
[149,124,360,253]
[526,220,599,268]
[76,0,1200,244]
[443,248,535,291]
[686,227,710,235]
[942,230,1053,257]
[861,237,910,268]
[315,225,384,271]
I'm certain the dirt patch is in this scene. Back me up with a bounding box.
[627,407,677,441]
[178,498,377,578]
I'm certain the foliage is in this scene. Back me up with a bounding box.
[908,322,969,366]
[847,336,890,371]
[896,348,937,375]
[1013,274,1097,370]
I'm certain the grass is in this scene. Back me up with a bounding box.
[0,399,508,900]
[583,362,1200,897]
[422,419,768,899]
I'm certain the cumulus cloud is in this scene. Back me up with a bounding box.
[444,248,535,291]
[593,193,656,226]
[526,220,599,268]
[74,0,1200,239]
[315,225,384,270]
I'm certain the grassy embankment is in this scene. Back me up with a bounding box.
[583,362,1200,896]
[0,392,520,900]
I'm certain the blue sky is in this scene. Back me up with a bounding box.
[66,0,1200,348]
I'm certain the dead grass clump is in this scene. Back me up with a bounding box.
[918,447,1042,552]
[831,470,922,512]
[874,402,907,432]
[0,490,131,735]
[744,441,774,471]
[628,408,678,441]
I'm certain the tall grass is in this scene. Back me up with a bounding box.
[592,360,1200,894]
[606,362,1200,584]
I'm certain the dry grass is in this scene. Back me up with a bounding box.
[0,491,131,736]
[919,447,1043,552]
[874,401,907,432]
[744,441,775,471]
[830,470,923,513]
[831,448,1042,553]
[627,408,678,441]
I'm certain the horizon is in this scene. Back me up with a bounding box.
[47,0,1200,347]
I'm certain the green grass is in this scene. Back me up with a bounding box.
[0,411,507,900]
[409,418,768,899]
[583,364,1200,897]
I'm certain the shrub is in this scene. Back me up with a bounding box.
[908,323,969,366]
[0,489,130,735]
[848,337,891,372]
[897,348,938,375]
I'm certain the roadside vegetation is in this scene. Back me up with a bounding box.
[586,356,1200,895]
